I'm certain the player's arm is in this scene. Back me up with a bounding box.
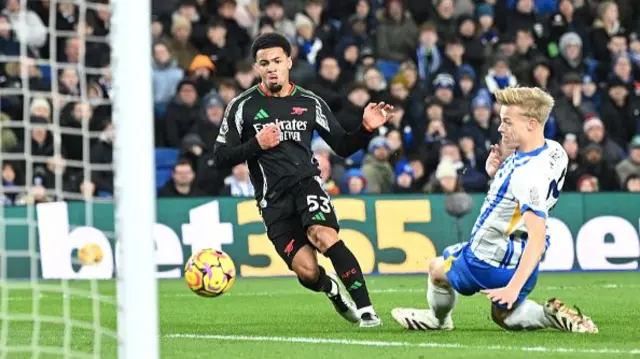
[508,211,546,292]
[482,169,548,308]
[313,97,391,157]
[212,102,279,168]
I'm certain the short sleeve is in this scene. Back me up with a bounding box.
[511,166,549,218]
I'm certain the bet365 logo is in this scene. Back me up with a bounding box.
[36,201,234,279]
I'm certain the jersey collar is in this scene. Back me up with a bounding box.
[258,82,296,97]
[515,141,548,159]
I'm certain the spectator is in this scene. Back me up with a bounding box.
[580,143,619,191]
[338,83,370,132]
[599,77,640,148]
[615,135,640,187]
[562,133,583,192]
[416,22,443,89]
[462,94,500,157]
[582,115,624,166]
[168,15,198,70]
[392,163,415,193]
[375,0,419,63]
[158,159,207,197]
[625,174,640,192]
[309,56,345,111]
[172,0,207,49]
[476,4,499,55]
[429,160,462,194]
[440,37,467,77]
[201,19,243,78]
[591,1,623,63]
[216,0,251,54]
[187,54,216,96]
[342,168,367,195]
[160,79,200,148]
[1,0,46,53]
[315,154,340,195]
[217,78,239,105]
[221,163,255,197]
[234,61,258,91]
[260,0,296,41]
[484,55,518,95]
[0,14,20,56]
[577,174,599,193]
[361,136,394,194]
[152,41,184,112]
[431,0,457,40]
[89,120,114,196]
[457,15,484,74]
[294,13,324,67]
[555,72,594,138]
[553,32,588,78]
[547,0,590,55]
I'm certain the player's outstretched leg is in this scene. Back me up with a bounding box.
[492,298,598,333]
[307,225,381,328]
[291,245,359,323]
[391,256,457,330]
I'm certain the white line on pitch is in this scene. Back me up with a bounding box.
[164,334,640,355]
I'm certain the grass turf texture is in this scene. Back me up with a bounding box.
[1,272,639,358]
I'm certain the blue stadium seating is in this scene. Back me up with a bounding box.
[155,147,179,189]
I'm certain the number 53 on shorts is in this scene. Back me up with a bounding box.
[299,191,339,230]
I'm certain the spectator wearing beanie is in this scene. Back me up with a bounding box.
[461,93,500,157]
[168,15,198,71]
[455,65,478,109]
[342,168,367,195]
[29,97,51,122]
[429,160,461,194]
[609,53,635,86]
[295,13,324,67]
[392,163,415,193]
[375,0,419,63]
[187,54,216,96]
[583,114,624,166]
[553,32,588,78]
[615,136,640,187]
[476,4,499,53]
[361,136,395,194]
[432,73,465,135]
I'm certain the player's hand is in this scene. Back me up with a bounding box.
[485,144,503,178]
[256,123,281,150]
[362,102,394,132]
[481,286,519,310]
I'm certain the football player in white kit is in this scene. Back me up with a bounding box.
[391,87,598,333]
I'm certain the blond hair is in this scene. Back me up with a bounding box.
[494,87,555,125]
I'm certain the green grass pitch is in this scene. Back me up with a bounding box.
[2,272,639,358]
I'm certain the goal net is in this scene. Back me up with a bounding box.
[0,0,158,358]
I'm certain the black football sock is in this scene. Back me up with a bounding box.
[297,265,334,294]
[324,240,372,309]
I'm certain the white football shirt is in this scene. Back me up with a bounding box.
[469,140,568,269]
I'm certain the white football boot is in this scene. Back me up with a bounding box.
[391,308,454,331]
[326,273,359,323]
[543,298,599,334]
[359,311,382,328]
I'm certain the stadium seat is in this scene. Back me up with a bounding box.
[155,148,179,189]
[155,168,173,190]
[155,147,179,168]
[377,60,400,81]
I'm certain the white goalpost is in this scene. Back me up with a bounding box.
[111,0,159,358]
[0,0,159,357]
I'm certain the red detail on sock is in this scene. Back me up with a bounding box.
[341,268,357,279]
[284,240,295,257]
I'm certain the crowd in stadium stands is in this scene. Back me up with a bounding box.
[2,0,640,205]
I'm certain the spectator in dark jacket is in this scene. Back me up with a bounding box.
[160,79,201,148]
[375,0,419,62]
[158,159,207,197]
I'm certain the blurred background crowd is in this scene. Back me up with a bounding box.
[2,0,640,205]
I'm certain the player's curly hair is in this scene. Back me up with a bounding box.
[251,33,291,60]
[494,87,555,125]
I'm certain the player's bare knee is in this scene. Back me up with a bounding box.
[428,257,450,288]
[306,225,338,253]
[491,304,510,330]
